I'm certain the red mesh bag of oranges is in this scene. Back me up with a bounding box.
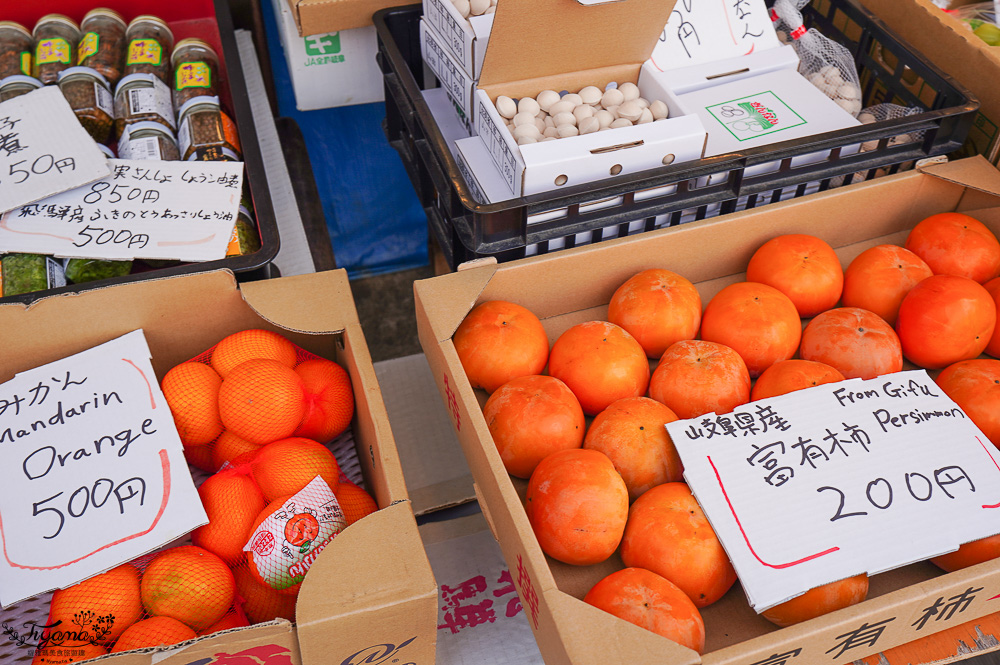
[31,329,378,662]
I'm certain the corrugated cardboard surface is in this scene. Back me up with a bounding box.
[284,0,402,35]
[415,156,1000,665]
[0,270,437,665]
[859,0,1000,163]
[479,0,676,89]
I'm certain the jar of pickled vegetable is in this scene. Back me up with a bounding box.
[124,15,173,84]
[226,205,262,257]
[1,254,67,297]
[171,39,219,110]
[0,74,42,102]
[33,15,80,85]
[78,8,127,87]
[58,66,114,143]
[118,121,180,161]
[177,96,242,161]
[0,22,32,79]
[114,72,175,138]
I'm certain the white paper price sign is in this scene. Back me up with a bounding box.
[666,370,1000,612]
[0,331,207,606]
[0,159,243,262]
[0,86,110,213]
[649,0,782,71]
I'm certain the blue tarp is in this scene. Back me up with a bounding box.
[261,1,428,277]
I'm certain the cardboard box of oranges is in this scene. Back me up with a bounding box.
[415,155,1000,665]
[0,269,437,665]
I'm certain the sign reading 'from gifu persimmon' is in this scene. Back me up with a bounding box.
[0,331,207,607]
[666,370,1000,612]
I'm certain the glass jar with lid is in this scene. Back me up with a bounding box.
[33,15,80,85]
[78,8,127,87]
[124,16,174,85]
[177,96,242,162]
[58,66,114,143]
[0,74,43,102]
[118,121,180,161]
[170,39,219,110]
[0,22,32,80]
[114,72,175,138]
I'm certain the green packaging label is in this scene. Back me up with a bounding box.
[705,91,807,142]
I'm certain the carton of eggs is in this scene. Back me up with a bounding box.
[494,83,671,146]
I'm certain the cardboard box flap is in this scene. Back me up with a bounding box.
[295,501,437,627]
[920,155,1000,198]
[479,0,678,89]
[413,263,498,342]
[240,269,356,335]
[546,592,701,665]
[287,0,400,34]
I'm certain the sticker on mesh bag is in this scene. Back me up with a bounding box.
[243,476,347,591]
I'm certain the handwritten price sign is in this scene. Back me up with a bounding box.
[649,0,781,71]
[0,331,207,607]
[0,159,243,262]
[667,370,1000,612]
[0,86,110,214]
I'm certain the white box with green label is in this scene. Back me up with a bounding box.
[271,0,383,110]
[644,66,861,181]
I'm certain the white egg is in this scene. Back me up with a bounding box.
[561,93,583,107]
[578,117,600,135]
[609,118,633,129]
[595,109,615,128]
[517,135,537,145]
[637,108,653,124]
[512,124,541,140]
[544,115,555,128]
[496,95,517,119]
[553,112,577,127]
[453,0,471,18]
[618,81,640,102]
[601,88,624,109]
[573,104,595,122]
[556,125,579,138]
[543,127,560,138]
[548,100,576,116]
[617,100,643,122]
[470,0,489,15]
[838,83,861,101]
[858,112,876,124]
[536,90,560,112]
[518,96,540,117]
[512,111,535,127]
[649,100,669,120]
[579,85,602,106]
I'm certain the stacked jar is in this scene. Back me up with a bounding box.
[0,21,42,101]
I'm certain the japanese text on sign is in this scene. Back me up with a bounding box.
[0,331,207,607]
[0,159,243,262]
[649,0,782,71]
[0,86,109,213]
[666,370,1000,612]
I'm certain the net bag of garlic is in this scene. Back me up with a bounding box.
[772,0,863,117]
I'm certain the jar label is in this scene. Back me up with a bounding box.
[46,257,67,289]
[225,223,241,256]
[120,135,163,161]
[94,82,113,116]
[19,52,30,75]
[177,116,192,156]
[36,39,71,65]
[175,62,212,90]
[126,77,176,129]
[127,39,163,66]
[78,32,99,64]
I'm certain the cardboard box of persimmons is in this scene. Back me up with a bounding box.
[0,269,437,665]
[415,156,1000,665]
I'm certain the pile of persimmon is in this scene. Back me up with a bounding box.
[451,211,1000,651]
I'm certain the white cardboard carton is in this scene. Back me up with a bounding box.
[650,45,802,96]
[456,136,512,204]
[421,20,477,129]
[271,0,383,110]
[471,0,707,197]
[422,0,495,79]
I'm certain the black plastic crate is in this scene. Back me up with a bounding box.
[375,0,978,269]
[0,0,280,304]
